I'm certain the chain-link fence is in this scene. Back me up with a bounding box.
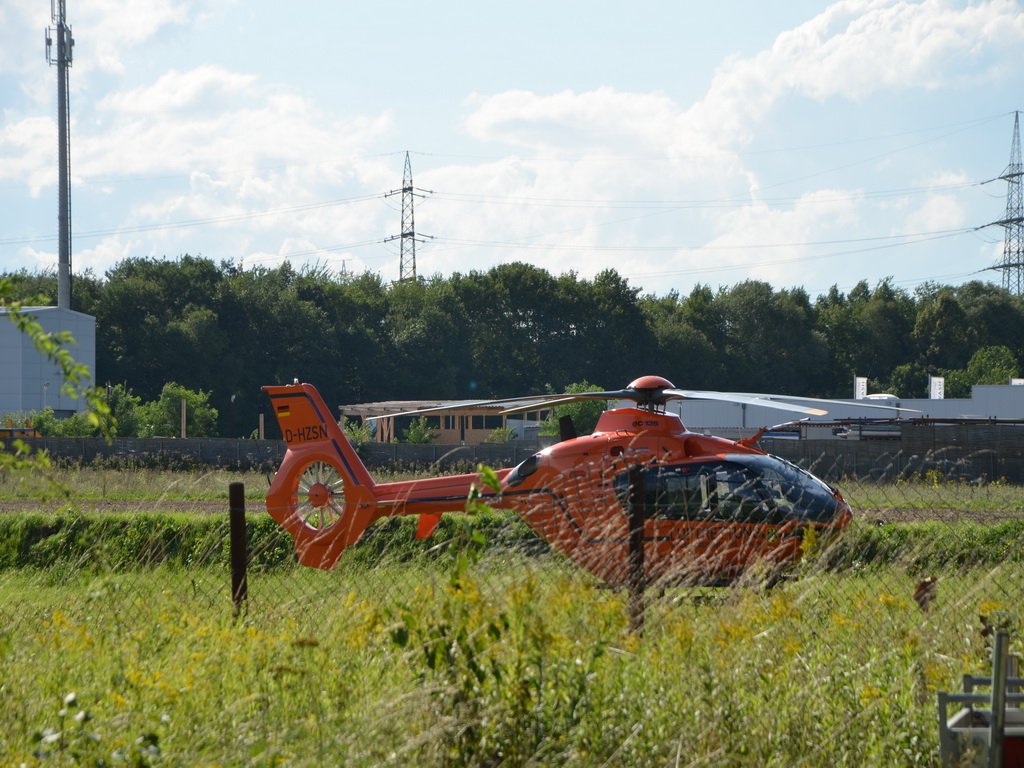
[0,447,1021,766]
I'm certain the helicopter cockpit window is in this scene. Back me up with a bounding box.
[712,464,781,523]
[616,454,839,524]
[736,454,840,523]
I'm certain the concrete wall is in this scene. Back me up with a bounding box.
[15,424,1024,481]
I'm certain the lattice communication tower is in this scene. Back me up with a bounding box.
[46,0,75,309]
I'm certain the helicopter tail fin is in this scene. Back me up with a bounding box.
[263,382,379,569]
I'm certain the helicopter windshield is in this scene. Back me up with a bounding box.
[616,454,841,524]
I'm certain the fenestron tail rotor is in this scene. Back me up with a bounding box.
[294,459,346,531]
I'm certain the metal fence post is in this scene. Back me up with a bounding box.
[229,482,248,614]
[990,630,1009,768]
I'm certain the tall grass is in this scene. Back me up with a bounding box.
[0,465,259,502]
[0,466,429,503]
[0,554,1016,766]
[842,476,1024,515]
[0,467,1021,765]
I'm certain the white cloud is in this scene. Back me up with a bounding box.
[74,236,138,275]
[76,0,194,76]
[0,116,56,194]
[16,244,59,273]
[696,189,863,288]
[689,0,1024,144]
[0,2,34,75]
[98,66,257,114]
[902,190,967,234]
[79,77,395,189]
[464,87,684,152]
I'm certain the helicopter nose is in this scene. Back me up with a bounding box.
[834,500,853,528]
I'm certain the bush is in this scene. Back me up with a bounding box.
[136,382,218,438]
[402,416,438,444]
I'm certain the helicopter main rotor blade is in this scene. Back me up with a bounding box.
[498,395,605,416]
[363,400,494,420]
[352,378,920,423]
[362,392,601,421]
[718,391,921,414]
[498,387,831,416]
[664,389,828,416]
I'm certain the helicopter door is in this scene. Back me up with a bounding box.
[618,461,797,582]
[563,457,625,542]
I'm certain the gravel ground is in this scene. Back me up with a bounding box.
[0,499,235,515]
[853,507,1022,525]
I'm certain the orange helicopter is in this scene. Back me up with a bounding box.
[263,375,899,585]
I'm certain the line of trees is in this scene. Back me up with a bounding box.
[5,255,1023,438]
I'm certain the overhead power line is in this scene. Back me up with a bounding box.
[428,180,979,211]
[3,174,986,249]
[428,226,974,254]
[0,192,385,247]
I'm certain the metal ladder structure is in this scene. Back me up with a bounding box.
[938,631,1024,767]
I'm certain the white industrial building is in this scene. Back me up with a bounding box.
[669,382,1024,439]
[0,307,96,417]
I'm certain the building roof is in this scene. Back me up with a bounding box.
[0,305,95,321]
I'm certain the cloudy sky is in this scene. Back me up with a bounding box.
[1,0,1022,298]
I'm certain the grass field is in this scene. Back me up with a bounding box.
[0,468,1020,765]
[0,466,426,509]
[2,544,1015,765]
[1,556,1016,767]
[0,467,270,504]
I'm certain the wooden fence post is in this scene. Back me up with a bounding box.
[229,482,248,614]
[627,464,646,635]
